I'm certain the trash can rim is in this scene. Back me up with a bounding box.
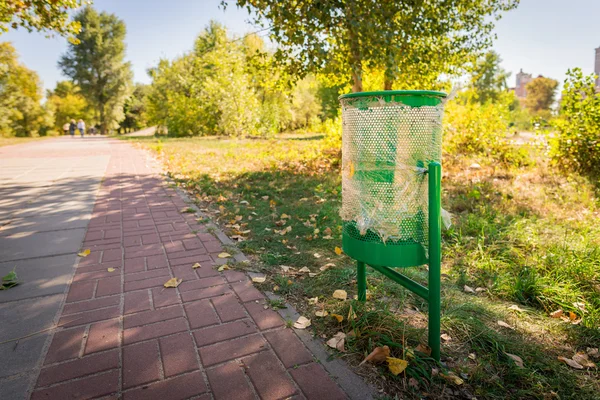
[338,90,447,100]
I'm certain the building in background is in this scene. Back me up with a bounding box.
[595,47,600,88]
[515,69,532,98]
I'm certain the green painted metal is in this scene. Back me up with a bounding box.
[357,261,367,301]
[369,264,429,300]
[343,230,427,268]
[339,90,447,100]
[428,162,442,361]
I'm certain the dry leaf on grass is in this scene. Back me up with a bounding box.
[323,227,332,235]
[78,249,90,257]
[408,377,419,389]
[558,356,584,369]
[508,305,526,312]
[315,310,329,317]
[587,347,599,359]
[218,252,232,258]
[251,276,266,283]
[107,268,116,272]
[468,353,477,360]
[572,352,597,368]
[280,265,292,273]
[359,346,390,366]
[497,320,514,330]
[308,296,319,304]
[475,287,487,292]
[387,357,408,376]
[441,333,452,342]
[293,316,311,329]
[331,314,344,323]
[505,353,524,368]
[463,285,476,294]
[334,247,343,255]
[308,273,318,278]
[440,371,464,385]
[217,265,230,272]
[332,290,347,300]
[313,253,322,258]
[415,344,432,356]
[326,332,346,352]
[347,304,357,320]
[550,309,563,318]
[163,277,182,288]
[192,263,201,269]
[298,267,310,273]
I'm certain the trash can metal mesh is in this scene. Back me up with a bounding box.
[340,91,445,257]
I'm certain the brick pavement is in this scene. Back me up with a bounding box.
[32,140,349,400]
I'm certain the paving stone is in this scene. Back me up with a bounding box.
[85,319,120,355]
[194,319,257,347]
[123,317,188,345]
[211,294,247,322]
[123,341,161,389]
[244,351,297,400]
[123,371,207,400]
[244,301,285,330]
[199,334,267,366]
[289,363,348,400]
[124,291,151,315]
[184,299,219,329]
[37,350,118,387]
[206,362,254,400]
[264,329,314,368]
[31,370,119,400]
[159,333,199,377]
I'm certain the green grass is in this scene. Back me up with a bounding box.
[123,134,600,399]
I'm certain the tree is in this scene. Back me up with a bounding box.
[0,42,53,137]
[551,68,600,176]
[525,76,558,113]
[0,0,83,40]
[46,80,92,131]
[228,0,519,92]
[470,51,511,103]
[59,6,132,134]
[119,83,148,133]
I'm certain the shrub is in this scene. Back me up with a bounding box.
[551,68,600,177]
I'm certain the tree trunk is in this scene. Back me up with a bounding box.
[352,69,363,93]
[384,78,393,90]
[347,1,363,93]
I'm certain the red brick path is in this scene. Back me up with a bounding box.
[33,141,348,400]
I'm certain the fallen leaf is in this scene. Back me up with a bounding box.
[280,265,292,273]
[497,320,514,330]
[261,195,269,200]
[572,352,596,368]
[320,263,335,271]
[315,310,329,317]
[586,347,599,359]
[298,267,311,273]
[359,346,390,365]
[308,273,318,278]
[273,285,279,291]
[280,213,291,219]
[387,357,408,375]
[218,252,232,258]
[440,371,464,385]
[326,332,346,352]
[347,304,357,320]
[331,313,344,323]
[269,199,276,208]
[163,277,182,288]
[441,333,452,342]
[78,249,91,257]
[505,353,524,368]
[332,290,347,300]
[468,353,476,360]
[508,305,526,312]
[313,253,322,258]
[192,263,201,269]
[217,264,230,272]
[558,356,584,369]
[550,309,563,318]
[323,227,332,235]
[251,276,266,283]
[415,344,432,356]
[0,268,20,290]
[334,247,343,255]
[475,287,487,292]
[308,296,319,304]
[107,268,116,272]
[408,377,419,389]
[293,316,311,329]
[463,285,476,294]
[569,311,577,321]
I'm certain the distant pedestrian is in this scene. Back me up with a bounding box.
[62,122,69,136]
[69,119,76,137]
[77,119,86,137]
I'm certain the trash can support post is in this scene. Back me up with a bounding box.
[428,161,442,361]
[357,261,367,301]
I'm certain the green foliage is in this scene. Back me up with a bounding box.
[0,42,53,137]
[470,51,511,104]
[147,21,322,137]
[552,68,600,177]
[0,0,82,40]
[525,76,559,113]
[444,90,527,164]
[229,0,519,92]
[46,80,93,131]
[59,6,133,134]
[119,83,148,133]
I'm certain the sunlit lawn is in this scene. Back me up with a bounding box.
[122,134,600,399]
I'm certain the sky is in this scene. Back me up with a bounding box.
[2,0,600,93]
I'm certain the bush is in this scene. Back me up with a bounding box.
[444,90,528,165]
[551,68,600,177]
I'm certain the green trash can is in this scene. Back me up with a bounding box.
[339,90,447,360]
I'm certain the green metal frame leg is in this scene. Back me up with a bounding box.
[428,161,442,361]
[357,261,367,301]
